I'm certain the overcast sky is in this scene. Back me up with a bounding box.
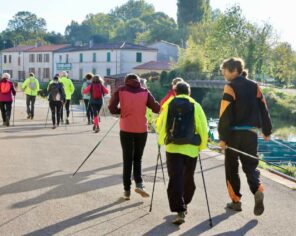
[0,0,295,48]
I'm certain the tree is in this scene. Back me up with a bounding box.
[110,0,154,21]
[177,0,210,28]
[7,11,46,41]
[44,31,66,44]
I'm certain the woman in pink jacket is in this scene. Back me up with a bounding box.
[109,73,160,200]
[0,73,16,126]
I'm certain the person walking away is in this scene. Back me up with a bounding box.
[59,71,75,124]
[156,81,208,225]
[81,73,94,125]
[160,77,184,108]
[22,72,40,119]
[108,73,160,200]
[83,75,108,133]
[47,76,65,129]
[218,57,272,216]
[0,73,16,126]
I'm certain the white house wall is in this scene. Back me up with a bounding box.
[54,49,157,80]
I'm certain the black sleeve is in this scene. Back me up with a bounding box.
[218,85,235,142]
[257,85,272,136]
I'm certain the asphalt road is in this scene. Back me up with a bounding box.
[0,95,295,235]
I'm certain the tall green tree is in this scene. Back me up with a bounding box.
[177,0,210,28]
[7,11,46,41]
[110,0,154,21]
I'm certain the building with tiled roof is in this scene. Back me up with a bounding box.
[1,44,70,81]
[53,42,157,80]
[133,60,174,75]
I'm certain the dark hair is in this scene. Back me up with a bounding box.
[175,81,191,95]
[221,57,247,77]
[53,76,59,81]
[92,75,104,84]
[85,73,93,80]
[125,73,140,83]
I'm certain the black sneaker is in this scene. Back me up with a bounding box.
[52,125,56,129]
[27,114,31,119]
[254,191,264,216]
[6,120,10,127]
[226,202,242,211]
[95,126,100,133]
[66,119,69,125]
[172,212,186,225]
[87,120,91,125]
[123,191,131,200]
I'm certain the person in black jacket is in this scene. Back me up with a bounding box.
[47,76,66,129]
[218,57,272,216]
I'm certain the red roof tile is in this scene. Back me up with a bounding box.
[26,44,70,52]
[133,61,173,70]
[2,45,35,52]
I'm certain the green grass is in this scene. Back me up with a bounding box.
[259,160,296,178]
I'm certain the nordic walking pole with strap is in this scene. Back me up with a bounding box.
[71,102,74,123]
[12,96,16,126]
[208,143,293,174]
[149,147,160,212]
[44,106,50,127]
[73,118,119,176]
[198,154,213,227]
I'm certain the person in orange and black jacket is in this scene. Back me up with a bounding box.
[218,57,272,216]
[0,73,16,126]
[108,73,160,200]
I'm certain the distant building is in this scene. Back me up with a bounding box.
[148,40,179,62]
[54,42,158,80]
[1,44,69,81]
[1,45,35,81]
[24,44,69,81]
[133,60,174,75]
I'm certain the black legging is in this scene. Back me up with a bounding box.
[61,100,70,120]
[120,131,148,191]
[26,95,36,117]
[84,99,93,122]
[0,101,12,122]
[49,101,62,125]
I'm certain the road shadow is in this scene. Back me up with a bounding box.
[0,163,123,209]
[212,220,258,235]
[0,130,92,140]
[143,215,180,236]
[24,200,144,236]
[180,209,239,236]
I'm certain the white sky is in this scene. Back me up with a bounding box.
[0,0,295,48]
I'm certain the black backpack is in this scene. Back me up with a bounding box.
[165,97,201,145]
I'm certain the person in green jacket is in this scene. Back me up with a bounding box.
[156,81,208,225]
[22,72,40,119]
[81,73,94,125]
[59,71,75,124]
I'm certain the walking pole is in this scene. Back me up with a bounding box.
[71,102,74,123]
[149,149,160,212]
[198,154,213,227]
[12,96,16,126]
[208,143,292,174]
[158,145,166,186]
[44,106,50,127]
[73,118,119,176]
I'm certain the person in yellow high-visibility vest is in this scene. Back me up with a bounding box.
[59,71,75,124]
[22,72,40,119]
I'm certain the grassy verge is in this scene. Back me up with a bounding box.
[258,160,296,178]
